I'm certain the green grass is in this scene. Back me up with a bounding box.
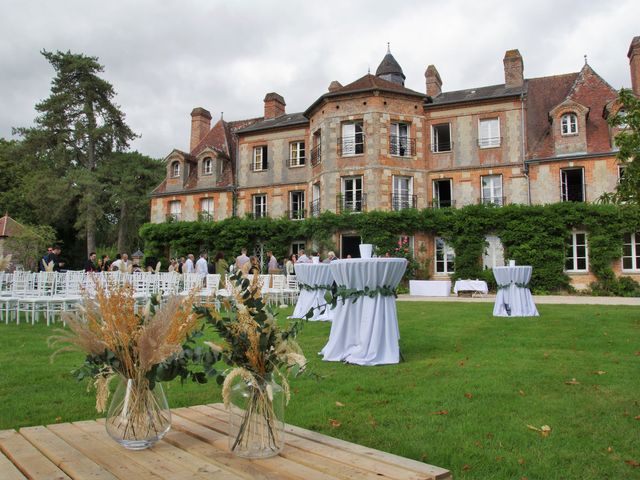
[1,302,639,479]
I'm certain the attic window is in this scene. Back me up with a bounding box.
[561,113,578,135]
[171,161,180,178]
[202,157,213,175]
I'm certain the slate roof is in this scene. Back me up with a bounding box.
[426,83,526,106]
[235,112,308,135]
[375,52,405,79]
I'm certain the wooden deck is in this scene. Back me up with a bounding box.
[0,403,451,479]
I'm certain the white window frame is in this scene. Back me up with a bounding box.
[565,231,588,272]
[435,237,455,274]
[390,122,411,157]
[289,141,305,167]
[431,123,452,153]
[252,194,267,218]
[341,122,364,156]
[341,176,363,212]
[433,178,453,208]
[289,190,305,220]
[478,118,501,148]
[392,175,414,210]
[171,161,180,178]
[202,158,213,175]
[291,241,306,255]
[618,165,626,183]
[200,198,214,220]
[252,146,267,171]
[622,232,640,272]
[560,168,585,202]
[169,200,181,220]
[481,174,503,206]
[561,113,578,135]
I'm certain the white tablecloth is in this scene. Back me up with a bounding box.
[291,263,332,321]
[492,266,539,317]
[320,258,407,365]
[409,280,451,297]
[454,279,489,295]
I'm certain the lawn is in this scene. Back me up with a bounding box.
[1,302,639,479]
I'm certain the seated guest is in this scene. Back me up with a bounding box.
[323,251,337,263]
[297,249,311,263]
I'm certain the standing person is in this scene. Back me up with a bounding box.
[110,254,122,271]
[40,245,62,271]
[214,252,228,287]
[323,251,337,263]
[98,254,110,271]
[84,252,98,272]
[168,259,178,272]
[195,252,208,274]
[235,248,250,270]
[285,254,297,275]
[177,256,185,274]
[183,254,195,273]
[120,253,130,272]
[266,250,278,273]
[297,248,311,264]
[246,256,260,275]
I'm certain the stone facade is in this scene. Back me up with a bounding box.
[150,38,640,287]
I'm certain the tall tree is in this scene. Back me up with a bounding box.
[605,88,640,203]
[16,50,136,255]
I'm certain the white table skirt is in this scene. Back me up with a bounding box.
[454,279,489,295]
[409,280,451,297]
[320,258,407,366]
[493,266,539,317]
[291,263,332,321]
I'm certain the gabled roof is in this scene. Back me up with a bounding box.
[305,74,426,116]
[0,214,24,238]
[426,82,526,107]
[235,112,308,135]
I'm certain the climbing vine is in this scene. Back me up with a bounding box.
[139,203,640,295]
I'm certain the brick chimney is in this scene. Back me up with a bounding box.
[425,65,442,97]
[263,92,286,119]
[503,49,524,88]
[190,107,212,151]
[628,36,640,96]
[328,80,343,92]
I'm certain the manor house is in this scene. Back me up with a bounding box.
[150,36,640,287]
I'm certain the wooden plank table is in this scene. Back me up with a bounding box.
[0,403,451,480]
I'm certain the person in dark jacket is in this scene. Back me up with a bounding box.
[85,252,99,272]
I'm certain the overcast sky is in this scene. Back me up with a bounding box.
[2,0,638,158]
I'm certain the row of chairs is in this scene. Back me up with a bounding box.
[0,271,299,325]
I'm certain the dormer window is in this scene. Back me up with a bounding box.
[171,161,180,178]
[561,113,578,135]
[202,157,213,175]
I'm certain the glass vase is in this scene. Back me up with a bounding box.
[227,375,285,458]
[105,376,171,450]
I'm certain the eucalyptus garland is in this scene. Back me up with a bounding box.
[298,282,333,292]
[497,282,530,290]
[333,285,398,304]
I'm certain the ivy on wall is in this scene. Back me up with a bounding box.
[139,203,640,294]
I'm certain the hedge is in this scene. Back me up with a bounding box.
[139,203,640,294]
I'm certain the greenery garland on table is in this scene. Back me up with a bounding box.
[298,283,334,292]
[140,203,640,296]
[497,282,530,290]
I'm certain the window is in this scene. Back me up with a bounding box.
[311,130,322,166]
[432,179,453,208]
[168,200,181,221]
[622,233,640,271]
[618,165,626,183]
[618,109,628,129]
[291,241,305,255]
[435,237,455,274]
[565,232,588,272]
[311,183,321,216]
[252,146,268,171]
[340,122,364,156]
[561,168,585,202]
[482,235,505,269]
[431,124,451,152]
[171,161,180,178]
[289,141,305,167]
[252,194,267,218]
[202,157,213,175]
[561,113,578,135]
[289,191,305,220]
[392,176,414,210]
[390,122,411,156]
[478,118,501,148]
[341,176,364,212]
[481,175,503,206]
[200,198,213,221]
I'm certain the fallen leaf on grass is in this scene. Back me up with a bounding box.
[329,419,341,428]
[634,415,640,420]
[634,351,640,356]
[431,410,449,415]
[335,401,345,407]
[55,416,62,422]
[518,458,525,465]
[607,447,613,453]
[368,416,378,428]
[420,453,429,461]
[592,370,607,375]
[518,390,526,396]
[462,464,471,471]
[464,392,473,399]
[564,378,580,385]
[527,424,552,437]
[625,459,640,468]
